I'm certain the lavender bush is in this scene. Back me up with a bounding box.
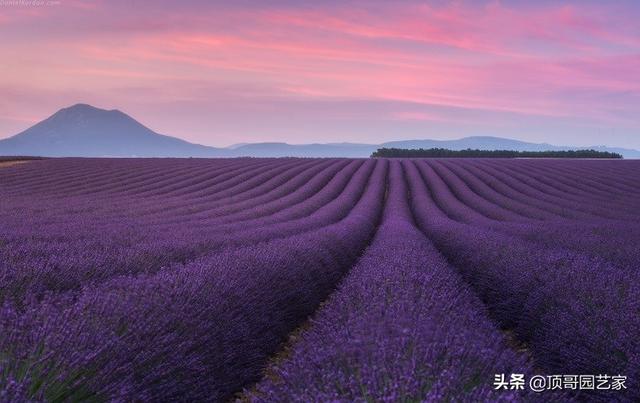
[0,157,638,402]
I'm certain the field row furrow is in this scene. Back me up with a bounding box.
[1,157,638,402]
[404,160,640,402]
[0,160,388,401]
[248,161,546,402]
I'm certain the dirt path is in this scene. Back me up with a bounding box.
[0,160,30,168]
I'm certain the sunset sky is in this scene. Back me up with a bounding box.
[1,0,639,148]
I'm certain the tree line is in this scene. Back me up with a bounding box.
[370,148,623,159]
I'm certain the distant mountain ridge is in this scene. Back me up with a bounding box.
[1,104,638,158]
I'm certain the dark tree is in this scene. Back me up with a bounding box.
[370,148,623,159]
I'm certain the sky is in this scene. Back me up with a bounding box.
[1,0,639,148]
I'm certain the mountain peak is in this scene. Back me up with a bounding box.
[46,103,126,131]
[57,103,122,115]
[68,103,99,110]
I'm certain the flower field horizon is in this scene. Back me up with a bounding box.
[1,157,638,402]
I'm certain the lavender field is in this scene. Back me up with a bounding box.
[1,157,639,402]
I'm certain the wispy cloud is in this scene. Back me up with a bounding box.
[0,0,638,147]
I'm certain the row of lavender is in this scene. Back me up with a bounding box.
[405,160,640,402]
[1,158,371,301]
[248,159,639,402]
[1,158,388,401]
[251,161,541,401]
[1,157,639,401]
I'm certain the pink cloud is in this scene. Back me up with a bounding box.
[0,1,639,147]
[390,111,455,123]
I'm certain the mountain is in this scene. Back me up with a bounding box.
[0,104,224,157]
[1,104,638,158]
